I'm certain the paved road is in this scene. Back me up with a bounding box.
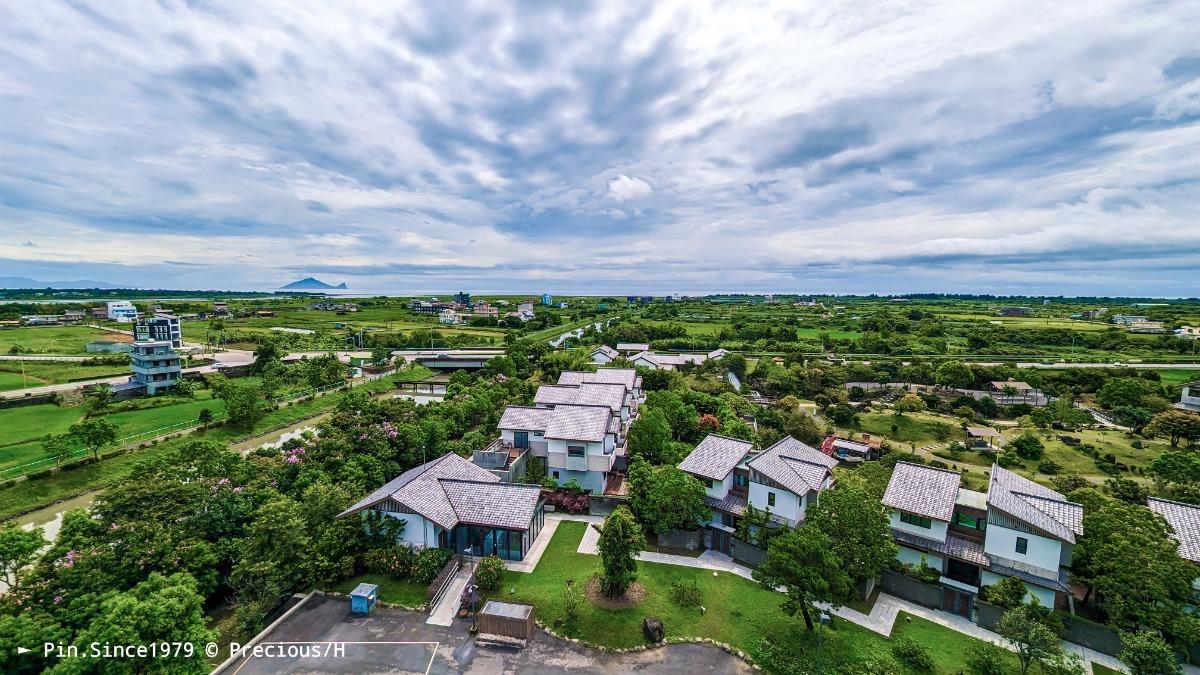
[223,594,751,675]
[0,354,93,362]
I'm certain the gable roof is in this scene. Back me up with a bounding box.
[590,345,619,359]
[535,383,626,411]
[557,368,638,392]
[543,404,612,442]
[987,465,1083,543]
[338,454,540,531]
[678,434,755,481]
[883,461,962,522]
[748,436,837,496]
[1148,497,1200,564]
[498,406,552,432]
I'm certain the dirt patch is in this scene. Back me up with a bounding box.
[585,576,646,609]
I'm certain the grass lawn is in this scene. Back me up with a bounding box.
[0,361,130,390]
[487,521,984,673]
[0,325,123,354]
[1091,664,1121,675]
[328,574,427,607]
[842,411,955,446]
[1154,368,1200,388]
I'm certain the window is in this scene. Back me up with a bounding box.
[900,512,933,529]
[1015,537,1028,555]
[767,492,776,507]
[567,445,585,458]
[552,471,560,479]
[733,473,749,488]
[953,512,986,531]
[703,478,714,489]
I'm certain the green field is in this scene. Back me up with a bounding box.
[1153,368,1200,388]
[0,325,125,355]
[0,361,129,391]
[329,574,427,608]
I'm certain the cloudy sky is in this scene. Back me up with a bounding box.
[1,1,1199,295]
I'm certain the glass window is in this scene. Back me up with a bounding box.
[568,445,585,458]
[901,512,933,529]
[767,492,776,507]
[552,471,560,479]
[954,512,985,530]
[1016,537,1028,555]
[733,473,749,487]
[704,478,714,489]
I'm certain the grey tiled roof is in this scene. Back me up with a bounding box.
[679,434,754,481]
[705,492,748,517]
[535,383,626,411]
[556,368,638,392]
[987,465,1083,543]
[747,436,837,496]
[891,529,988,566]
[882,462,961,522]
[616,342,649,351]
[498,406,552,431]
[339,454,542,531]
[1148,497,1200,564]
[591,345,619,359]
[441,479,542,530]
[544,404,612,442]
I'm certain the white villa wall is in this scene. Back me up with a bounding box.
[501,428,548,455]
[704,474,733,500]
[889,511,949,542]
[983,524,1062,575]
[749,482,802,523]
[898,545,943,571]
[591,351,613,364]
[376,511,438,549]
[980,570,1056,607]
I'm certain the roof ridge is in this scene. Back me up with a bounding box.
[894,460,961,476]
[1147,496,1200,508]
[701,433,756,445]
[1014,490,1081,508]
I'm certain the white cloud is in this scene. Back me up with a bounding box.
[606,174,653,202]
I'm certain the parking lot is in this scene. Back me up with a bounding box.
[222,594,753,674]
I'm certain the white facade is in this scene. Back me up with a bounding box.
[749,481,805,523]
[377,510,439,549]
[106,301,139,323]
[983,523,1070,570]
[889,511,950,542]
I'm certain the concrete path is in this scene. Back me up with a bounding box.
[426,563,474,627]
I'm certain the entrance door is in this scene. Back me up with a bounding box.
[942,588,972,618]
[514,431,529,449]
[711,528,730,554]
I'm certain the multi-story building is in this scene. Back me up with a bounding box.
[473,303,499,318]
[534,383,633,433]
[493,404,621,494]
[677,434,837,553]
[882,462,1082,615]
[128,340,182,395]
[541,293,553,306]
[106,300,139,323]
[557,368,643,403]
[453,291,471,306]
[135,313,183,349]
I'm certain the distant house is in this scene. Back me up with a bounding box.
[1176,382,1200,413]
[615,342,649,353]
[128,340,181,395]
[557,368,643,402]
[106,301,139,323]
[439,309,462,325]
[135,313,183,349]
[254,310,275,318]
[338,454,545,561]
[1128,321,1166,333]
[91,306,108,319]
[541,293,553,306]
[213,302,230,317]
[965,426,1002,450]
[589,345,619,363]
[474,303,500,318]
[677,434,836,553]
[1147,498,1200,605]
[62,310,85,324]
[999,306,1033,317]
[409,300,451,315]
[1174,326,1200,339]
[1111,314,1148,325]
[882,463,1082,614]
[819,434,881,462]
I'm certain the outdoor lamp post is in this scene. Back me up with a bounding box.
[466,583,480,632]
[816,611,831,673]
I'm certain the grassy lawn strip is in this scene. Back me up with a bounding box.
[483,521,983,672]
[328,574,427,608]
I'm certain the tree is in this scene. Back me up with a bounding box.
[42,432,73,466]
[1097,378,1163,411]
[807,483,897,588]
[69,417,120,461]
[474,556,507,593]
[935,360,974,389]
[1119,630,1181,675]
[996,603,1064,675]
[86,385,113,410]
[1148,448,1200,503]
[1006,432,1044,460]
[251,337,284,374]
[198,407,214,427]
[752,526,851,631]
[212,377,267,428]
[1105,476,1149,504]
[371,344,393,367]
[594,506,644,598]
[625,458,708,533]
[0,522,45,591]
[979,575,1027,608]
[1146,410,1200,447]
[627,409,672,464]
[892,394,926,416]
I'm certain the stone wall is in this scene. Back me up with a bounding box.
[879,570,941,608]
[974,600,1006,630]
[1058,614,1123,657]
[656,528,703,551]
[729,536,768,567]
[587,495,626,517]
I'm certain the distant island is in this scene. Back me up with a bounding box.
[279,277,348,290]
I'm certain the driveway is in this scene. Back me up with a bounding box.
[222,594,752,675]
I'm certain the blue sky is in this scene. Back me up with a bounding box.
[1,1,1199,295]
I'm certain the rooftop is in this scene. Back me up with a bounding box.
[615,342,649,351]
[543,404,612,442]
[987,465,1083,543]
[557,368,639,392]
[747,436,838,496]
[678,434,755,481]
[1148,497,1200,564]
[534,383,626,412]
[882,462,962,522]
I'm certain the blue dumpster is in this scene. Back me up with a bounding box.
[350,583,379,614]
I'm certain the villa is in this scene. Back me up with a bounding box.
[1176,381,1200,413]
[491,403,622,493]
[589,345,620,363]
[627,348,731,371]
[534,383,633,429]
[1147,497,1200,606]
[677,434,836,554]
[882,462,1083,616]
[338,453,546,562]
[557,368,643,402]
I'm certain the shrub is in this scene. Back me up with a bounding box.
[669,578,703,608]
[1037,459,1062,475]
[474,555,506,593]
[363,545,415,579]
[966,642,1012,675]
[561,580,583,626]
[1130,439,1143,449]
[891,636,935,671]
[413,548,452,584]
[979,576,1027,608]
[545,489,589,513]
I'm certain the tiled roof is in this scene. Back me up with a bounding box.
[338,454,542,531]
[616,342,649,351]
[882,462,961,522]
[891,529,988,567]
[632,351,708,367]
[748,436,837,496]
[704,492,748,517]
[678,434,754,481]
[544,404,612,442]
[965,426,1000,437]
[991,381,1034,390]
[535,383,626,412]
[498,406,553,431]
[441,479,542,530]
[591,345,619,359]
[1148,497,1200,564]
[987,465,1083,543]
[557,368,638,392]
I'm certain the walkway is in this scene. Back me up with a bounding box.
[545,513,1186,675]
[426,562,474,627]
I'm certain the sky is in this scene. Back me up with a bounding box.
[1,1,1199,296]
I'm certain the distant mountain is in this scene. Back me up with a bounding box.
[279,277,348,290]
[0,276,120,289]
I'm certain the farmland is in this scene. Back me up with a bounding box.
[0,325,129,355]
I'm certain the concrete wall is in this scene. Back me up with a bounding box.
[1059,614,1123,657]
[377,511,436,549]
[547,467,605,494]
[974,600,1006,631]
[983,524,1062,577]
[704,474,732,500]
[657,528,703,551]
[889,511,949,542]
[729,535,768,567]
[880,570,941,608]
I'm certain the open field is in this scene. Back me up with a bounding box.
[0,325,127,354]
[0,361,130,390]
